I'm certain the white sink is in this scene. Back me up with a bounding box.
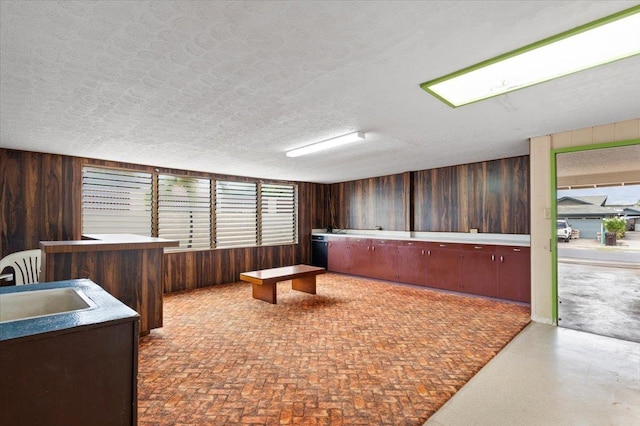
[0,287,96,323]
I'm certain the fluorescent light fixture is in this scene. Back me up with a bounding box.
[286,132,365,157]
[420,6,640,107]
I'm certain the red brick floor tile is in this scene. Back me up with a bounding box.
[138,274,530,425]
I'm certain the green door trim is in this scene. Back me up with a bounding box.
[550,138,640,323]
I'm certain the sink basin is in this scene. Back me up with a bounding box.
[0,287,96,323]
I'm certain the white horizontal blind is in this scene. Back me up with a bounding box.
[158,175,211,250]
[260,183,297,245]
[215,181,257,248]
[82,166,153,236]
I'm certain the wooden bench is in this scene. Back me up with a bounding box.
[239,264,326,304]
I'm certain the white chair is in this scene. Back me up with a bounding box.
[0,249,41,285]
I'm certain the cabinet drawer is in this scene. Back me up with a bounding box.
[461,244,496,252]
[496,246,529,254]
[426,242,462,251]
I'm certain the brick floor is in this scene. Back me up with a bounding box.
[138,273,530,425]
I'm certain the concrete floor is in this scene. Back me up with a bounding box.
[558,262,640,342]
[425,233,640,424]
[557,231,640,343]
[424,322,640,425]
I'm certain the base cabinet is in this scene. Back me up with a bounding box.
[426,243,461,291]
[325,235,530,303]
[369,240,398,281]
[497,246,531,303]
[459,245,497,297]
[327,238,350,273]
[396,243,428,285]
[349,239,373,277]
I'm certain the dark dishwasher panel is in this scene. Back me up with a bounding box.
[311,235,328,268]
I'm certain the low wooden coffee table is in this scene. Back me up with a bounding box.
[239,264,326,304]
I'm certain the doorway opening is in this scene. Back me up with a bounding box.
[553,142,640,343]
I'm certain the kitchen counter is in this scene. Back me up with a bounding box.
[40,233,178,335]
[312,229,530,247]
[0,279,138,342]
[40,233,179,253]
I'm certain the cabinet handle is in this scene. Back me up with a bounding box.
[474,246,482,249]
[372,246,375,251]
[513,248,521,252]
[421,249,424,255]
[439,244,446,247]
[500,255,504,263]
[367,246,370,251]
[428,250,431,256]
[491,254,495,262]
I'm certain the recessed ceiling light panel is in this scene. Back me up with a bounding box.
[420,6,640,107]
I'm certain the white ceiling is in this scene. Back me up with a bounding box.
[556,144,640,188]
[1,1,639,183]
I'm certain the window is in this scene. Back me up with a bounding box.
[260,183,297,245]
[158,175,211,250]
[215,181,257,248]
[82,166,298,250]
[82,166,153,235]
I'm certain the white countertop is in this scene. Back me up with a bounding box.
[312,229,530,247]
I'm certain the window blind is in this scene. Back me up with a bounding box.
[215,181,257,248]
[260,183,297,245]
[158,175,211,250]
[82,166,153,235]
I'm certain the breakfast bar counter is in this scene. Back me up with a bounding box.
[40,234,179,335]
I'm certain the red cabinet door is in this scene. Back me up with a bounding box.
[348,238,372,277]
[497,246,531,302]
[327,238,350,273]
[370,240,398,281]
[459,245,497,297]
[426,243,461,291]
[396,242,428,285]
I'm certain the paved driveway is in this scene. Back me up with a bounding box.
[558,232,640,342]
[558,263,640,342]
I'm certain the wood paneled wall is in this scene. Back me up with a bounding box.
[414,156,529,233]
[1,149,82,257]
[1,149,325,294]
[328,156,529,234]
[330,173,408,231]
[163,181,326,292]
[1,147,529,292]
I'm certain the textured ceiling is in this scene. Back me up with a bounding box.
[1,1,639,183]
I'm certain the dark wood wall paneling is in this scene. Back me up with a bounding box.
[1,149,81,258]
[413,156,529,233]
[164,182,327,293]
[1,149,325,293]
[1,148,529,292]
[329,156,529,234]
[331,173,408,231]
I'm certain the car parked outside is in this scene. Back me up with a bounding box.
[557,219,572,242]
